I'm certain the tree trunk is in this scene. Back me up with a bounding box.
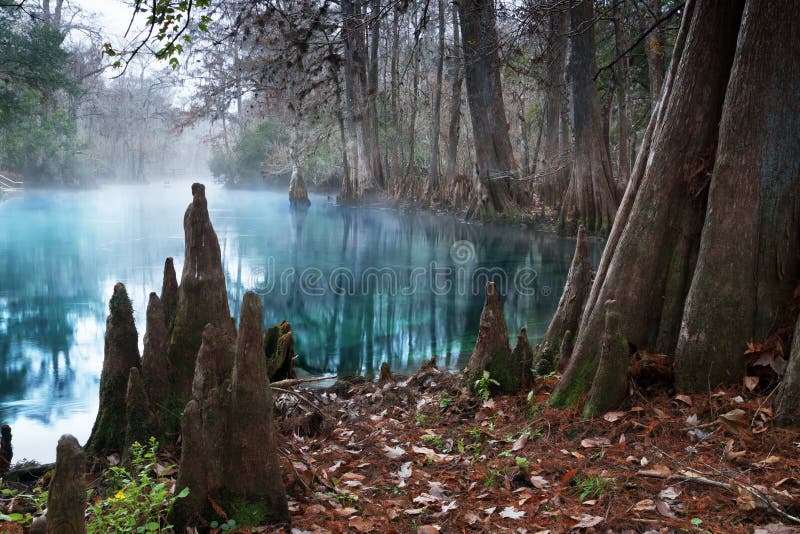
[549,0,772,409]
[559,0,620,234]
[427,0,446,197]
[645,0,665,107]
[673,0,800,390]
[389,8,401,193]
[458,0,518,219]
[342,0,379,196]
[777,314,800,426]
[538,4,569,209]
[613,0,631,187]
[366,0,384,189]
[584,300,629,417]
[444,6,463,186]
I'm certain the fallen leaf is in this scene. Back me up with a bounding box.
[530,475,550,489]
[736,486,758,511]
[675,394,693,406]
[637,465,671,478]
[580,437,611,449]
[603,411,625,422]
[571,514,603,529]
[511,433,528,451]
[656,500,675,518]
[416,526,439,534]
[719,408,749,433]
[348,516,375,533]
[744,376,759,391]
[333,507,358,517]
[633,499,655,512]
[384,445,406,459]
[341,472,365,481]
[463,512,480,525]
[404,508,426,515]
[499,506,525,519]
[658,486,681,500]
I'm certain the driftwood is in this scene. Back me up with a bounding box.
[271,375,337,388]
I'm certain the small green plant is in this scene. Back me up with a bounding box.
[422,434,447,452]
[474,371,500,401]
[87,437,189,533]
[438,392,453,409]
[515,457,529,469]
[0,485,47,526]
[572,473,615,502]
[466,427,483,441]
[209,519,238,532]
[415,413,427,427]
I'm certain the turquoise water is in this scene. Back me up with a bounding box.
[0,183,596,461]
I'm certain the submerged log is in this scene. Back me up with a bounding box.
[173,292,288,529]
[47,435,86,534]
[86,283,140,457]
[584,300,630,418]
[533,225,592,373]
[168,183,235,402]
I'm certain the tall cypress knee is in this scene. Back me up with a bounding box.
[86,283,140,456]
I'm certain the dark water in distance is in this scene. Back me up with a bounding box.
[0,183,601,461]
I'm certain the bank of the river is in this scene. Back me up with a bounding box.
[1,363,797,533]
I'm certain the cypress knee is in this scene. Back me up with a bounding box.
[86,283,140,457]
[47,435,86,534]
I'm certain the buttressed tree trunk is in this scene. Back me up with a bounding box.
[458,0,519,219]
[86,283,140,456]
[538,3,569,209]
[559,0,619,234]
[550,0,800,410]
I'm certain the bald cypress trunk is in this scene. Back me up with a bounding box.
[548,0,800,410]
[459,0,519,219]
[538,4,569,209]
[559,0,620,234]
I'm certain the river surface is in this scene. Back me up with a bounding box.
[0,183,600,461]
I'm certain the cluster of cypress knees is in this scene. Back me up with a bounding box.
[32,183,553,532]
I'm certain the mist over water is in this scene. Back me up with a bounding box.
[0,182,598,461]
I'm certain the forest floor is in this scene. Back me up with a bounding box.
[2,362,799,533]
[275,362,800,534]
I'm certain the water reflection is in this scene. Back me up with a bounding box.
[0,183,599,460]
